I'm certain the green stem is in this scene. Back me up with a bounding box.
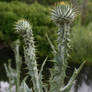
[60,61,86,92]
[49,23,71,92]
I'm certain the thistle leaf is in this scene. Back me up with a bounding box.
[20,81,32,92]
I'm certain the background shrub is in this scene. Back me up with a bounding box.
[0,1,57,59]
[71,22,92,64]
[0,0,67,5]
[84,2,92,25]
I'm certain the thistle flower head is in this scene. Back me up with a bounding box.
[14,19,31,35]
[55,1,68,6]
[51,4,78,25]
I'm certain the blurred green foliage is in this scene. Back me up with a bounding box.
[37,0,60,5]
[0,1,57,58]
[0,1,92,64]
[70,2,92,64]
[71,22,92,64]
[85,2,92,25]
[0,0,65,4]
[73,2,92,26]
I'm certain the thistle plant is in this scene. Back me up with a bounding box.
[49,3,85,92]
[4,2,86,92]
[15,20,43,92]
[4,40,21,92]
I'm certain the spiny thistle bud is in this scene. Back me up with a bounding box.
[14,19,31,35]
[15,19,43,92]
[51,4,77,25]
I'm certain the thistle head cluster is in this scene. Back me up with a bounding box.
[51,4,78,25]
[14,19,31,35]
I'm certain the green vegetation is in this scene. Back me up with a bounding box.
[0,0,92,92]
[71,22,92,64]
[84,2,92,25]
[0,1,57,58]
[0,0,66,5]
[5,4,85,91]
[0,1,92,61]
[0,1,92,64]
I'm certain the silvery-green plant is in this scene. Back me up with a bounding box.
[15,20,43,92]
[4,40,21,92]
[49,3,85,92]
[4,2,86,92]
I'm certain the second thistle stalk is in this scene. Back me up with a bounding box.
[15,20,43,92]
